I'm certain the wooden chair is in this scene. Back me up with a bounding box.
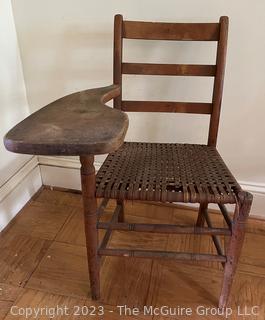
[4,14,252,308]
[96,15,253,308]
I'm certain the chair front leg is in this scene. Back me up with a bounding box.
[219,191,253,308]
[80,155,100,300]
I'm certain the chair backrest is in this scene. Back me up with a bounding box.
[113,15,228,146]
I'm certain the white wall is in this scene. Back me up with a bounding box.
[11,0,265,215]
[0,0,42,231]
[0,0,30,184]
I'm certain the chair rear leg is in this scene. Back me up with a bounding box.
[219,192,253,308]
[117,199,124,222]
[80,155,100,300]
[196,203,207,227]
[223,219,230,255]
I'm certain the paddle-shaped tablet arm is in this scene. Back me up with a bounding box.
[4,85,129,155]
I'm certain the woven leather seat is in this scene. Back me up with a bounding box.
[96,142,241,204]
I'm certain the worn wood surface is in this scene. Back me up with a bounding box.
[208,16,229,146]
[115,15,228,145]
[0,283,22,320]
[219,192,253,308]
[122,63,216,76]
[0,232,51,287]
[123,20,220,41]
[121,101,213,114]
[113,14,123,110]
[80,156,100,300]
[0,189,264,319]
[4,85,128,156]
[4,288,150,320]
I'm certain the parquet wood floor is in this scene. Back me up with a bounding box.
[0,188,264,319]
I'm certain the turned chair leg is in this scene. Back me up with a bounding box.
[117,199,124,222]
[80,155,100,300]
[196,203,207,227]
[219,192,253,308]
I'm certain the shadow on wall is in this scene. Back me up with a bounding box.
[25,27,113,112]
[0,166,42,232]
[25,24,215,144]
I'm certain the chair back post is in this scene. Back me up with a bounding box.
[208,16,229,146]
[113,15,229,146]
[113,14,123,109]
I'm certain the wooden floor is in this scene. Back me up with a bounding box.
[0,187,264,319]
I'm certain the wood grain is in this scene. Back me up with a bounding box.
[25,241,90,298]
[121,101,212,114]
[147,261,265,319]
[4,288,150,319]
[33,188,83,208]
[208,16,229,146]
[0,283,22,320]
[122,62,216,76]
[0,233,51,287]
[113,14,123,110]
[4,85,128,156]
[55,200,115,247]
[123,21,220,41]
[113,15,229,145]
[3,201,73,240]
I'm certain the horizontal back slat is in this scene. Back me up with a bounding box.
[122,101,212,114]
[122,63,216,76]
[123,21,220,41]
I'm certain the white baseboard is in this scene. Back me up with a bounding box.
[38,156,102,190]
[38,156,102,171]
[38,156,265,219]
[0,157,42,232]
